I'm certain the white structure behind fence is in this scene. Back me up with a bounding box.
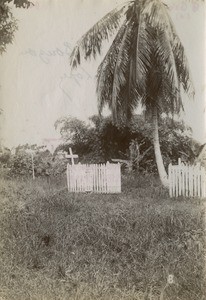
[67,162,121,193]
[168,159,206,198]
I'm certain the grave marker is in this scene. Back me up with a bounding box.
[65,147,78,165]
[25,149,35,180]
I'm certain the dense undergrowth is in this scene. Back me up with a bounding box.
[0,174,205,300]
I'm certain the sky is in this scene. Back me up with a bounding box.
[0,0,205,148]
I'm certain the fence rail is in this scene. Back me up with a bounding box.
[67,162,121,193]
[168,159,206,198]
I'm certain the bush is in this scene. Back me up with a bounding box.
[55,115,200,173]
[1,150,68,179]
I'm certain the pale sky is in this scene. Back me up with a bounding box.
[0,0,205,148]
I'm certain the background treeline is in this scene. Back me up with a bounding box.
[54,114,199,170]
[0,115,200,178]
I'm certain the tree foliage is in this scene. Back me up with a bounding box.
[70,0,199,186]
[0,115,200,178]
[70,0,194,123]
[55,115,200,172]
[0,0,32,54]
[0,144,68,178]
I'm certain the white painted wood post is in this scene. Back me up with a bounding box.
[25,149,35,180]
[31,152,35,180]
[168,163,172,197]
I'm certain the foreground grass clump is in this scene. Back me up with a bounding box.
[0,174,205,300]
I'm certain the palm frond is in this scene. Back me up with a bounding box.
[158,0,195,97]
[135,23,153,98]
[96,21,129,115]
[71,0,195,122]
[96,16,141,123]
[114,4,154,121]
[140,0,194,116]
[154,30,179,96]
[145,0,194,98]
[158,73,184,115]
[111,21,133,120]
[142,0,171,32]
[70,3,130,68]
[142,0,178,90]
[171,30,195,97]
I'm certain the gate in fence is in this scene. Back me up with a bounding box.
[168,159,206,198]
[67,162,121,193]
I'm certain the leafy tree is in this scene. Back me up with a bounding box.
[70,0,196,187]
[88,115,146,163]
[130,115,199,167]
[55,117,89,145]
[0,0,32,54]
[0,115,199,178]
[55,115,140,163]
[55,115,199,172]
[54,116,91,158]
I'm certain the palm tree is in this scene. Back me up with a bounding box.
[70,0,195,187]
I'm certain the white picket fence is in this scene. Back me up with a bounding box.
[168,159,206,198]
[67,162,121,193]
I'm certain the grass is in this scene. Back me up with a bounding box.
[0,173,205,300]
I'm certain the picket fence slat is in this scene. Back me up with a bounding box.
[67,162,121,194]
[168,159,206,198]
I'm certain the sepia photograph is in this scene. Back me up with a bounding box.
[0,0,205,299]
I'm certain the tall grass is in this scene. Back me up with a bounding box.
[0,174,205,300]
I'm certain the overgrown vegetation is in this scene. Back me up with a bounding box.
[0,115,200,178]
[0,174,205,300]
[55,114,199,171]
[0,144,68,178]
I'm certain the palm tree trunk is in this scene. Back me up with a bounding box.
[152,107,169,187]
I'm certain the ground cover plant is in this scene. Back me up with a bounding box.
[0,174,205,300]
